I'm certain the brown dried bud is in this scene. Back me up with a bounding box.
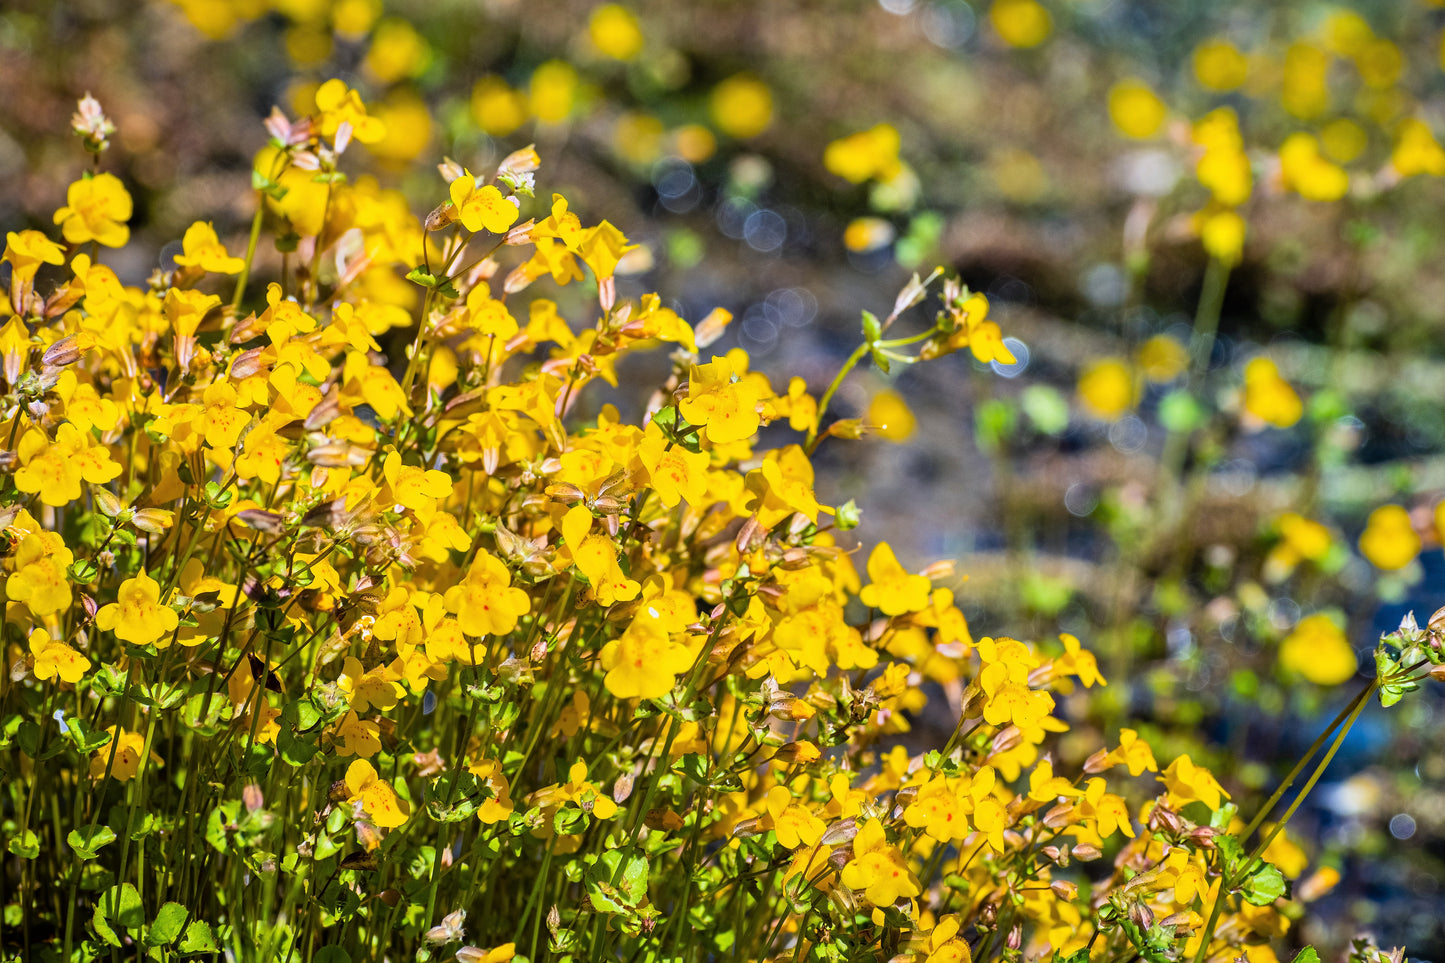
[612,771,634,804]
[242,783,265,813]
[546,483,586,505]
[424,201,458,232]
[304,393,343,430]
[92,487,125,518]
[235,509,286,534]
[1050,880,1078,901]
[131,509,174,533]
[694,307,733,349]
[1083,747,1112,774]
[820,817,859,847]
[42,335,82,367]
[229,347,267,380]
[307,442,370,468]
[1129,901,1154,930]
[735,513,767,554]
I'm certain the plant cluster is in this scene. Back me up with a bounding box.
[1,86,1420,963]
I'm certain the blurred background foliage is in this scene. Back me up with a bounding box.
[5,0,1445,956]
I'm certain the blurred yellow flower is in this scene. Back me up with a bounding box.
[530,61,580,125]
[1279,133,1349,202]
[1077,358,1135,421]
[710,73,773,139]
[1136,335,1188,383]
[1193,38,1249,91]
[1320,118,1368,164]
[472,76,528,137]
[1198,207,1247,266]
[1108,79,1167,140]
[370,91,434,165]
[589,4,644,60]
[825,124,902,184]
[1391,118,1445,178]
[1358,504,1420,571]
[843,216,896,252]
[1280,613,1357,685]
[364,18,429,83]
[990,0,1051,49]
[1242,357,1303,428]
[865,389,917,442]
[1282,43,1331,119]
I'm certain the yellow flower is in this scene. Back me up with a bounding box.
[172,221,245,274]
[1242,357,1302,428]
[1080,777,1134,838]
[1108,79,1167,140]
[589,4,643,60]
[989,0,1051,48]
[859,542,930,616]
[1280,613,1357,685]
[314,78,386,147]
[824,125,903,184]
[364,18,430,84]
[1027,759,1082,802]
[8,530,74,616]
[1053,633,1105,687]
[95,571,180,647]
[1104,728,1158,776]
[710,74,773,140]
[443,551,531,637]
[600,610,693,699]
[449,174,520,236]
[346,758,410,829]
[29,628,90,684]
[334,711,382,758]
[576,221,638,281]
[1358,504,1420,571]
[764,786,825,850]
[1077,358,1135,421]
[89,726,154,782]
[1159,754,1229,811]
[840,818,920,905]
[54,173,132,248]
[3,230,65,286]
[680,355,761,445]
[14,423,121,507]
[637,423,709,508]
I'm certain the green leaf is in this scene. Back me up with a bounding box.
[407,266,441,288]
[68,825,118,859]
[93,882,143,944]
[65,715,113,753]
[7,829,38,859]
[179,920,219,953]
[1289,948,1321,963]
[1240,862,1287,906]
[313,948,351,963]
[146,902,189,946]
